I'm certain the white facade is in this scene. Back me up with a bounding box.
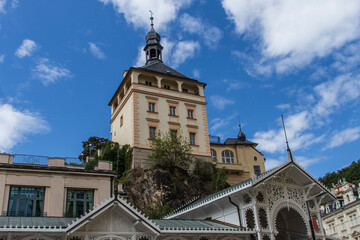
[322,179,360,239]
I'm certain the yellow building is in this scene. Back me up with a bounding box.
[210,126,265,185]
[108,21,211,168]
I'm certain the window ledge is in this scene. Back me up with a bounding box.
[147,111,158,114]
[187,117,197,120]
[168,114,179,117]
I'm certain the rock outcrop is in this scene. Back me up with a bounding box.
[123,167,214,217]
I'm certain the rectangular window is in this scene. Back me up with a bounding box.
[169,106,176,116]
[149,127,156,140]
[254,165,261,176]
[163,84,170,90]
[145,81,152,86]
[188,109,194,119]
[148,102,155,112]
[182,88,188,93]
[170,130,177,140]
[65,189,94,217]
[189,133,196,145]
[7,186,45,216]
[120,115,123,127]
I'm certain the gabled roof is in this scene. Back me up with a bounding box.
[223,138,257,146]
[151,219,254,234]
[164,160,335,219]
[0,196,160,234]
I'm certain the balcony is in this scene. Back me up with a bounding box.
[0,153,112,171]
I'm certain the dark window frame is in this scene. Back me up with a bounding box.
[7,186,45,216]
[187,109,194,119]
[148,102,155,112]
[149,127,156,140]
[169,106,176,116]
[65,189,94,217]
[189,132,196,145]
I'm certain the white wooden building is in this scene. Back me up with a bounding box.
[0,160,336,240]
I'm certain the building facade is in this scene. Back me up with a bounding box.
[0,160,335,240]
[322,179,360,239]
[210,126,265,185]
[109,23,211,169]
[0,153,115,218]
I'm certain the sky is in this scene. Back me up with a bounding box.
[1,0,360,178]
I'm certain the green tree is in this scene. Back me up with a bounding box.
[149,131,193,171]
[79,136,109,162]
[193,158,229,192]
[85,141,133,179]
[319,159,360,188]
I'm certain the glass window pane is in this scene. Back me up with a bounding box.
[76,201,84,217]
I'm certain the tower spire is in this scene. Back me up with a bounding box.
[144,11,163,65]
[237,123,246,141]
[281,115,294,162]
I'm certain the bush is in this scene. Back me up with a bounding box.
[149,131,193,171]
[193,158,228,193]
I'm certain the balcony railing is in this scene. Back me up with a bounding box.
[209,135,222,143]
[3,211,47,217]
[13,154,49,165]
[12,154,84,166]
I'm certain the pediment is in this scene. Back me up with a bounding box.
[67,197,160,236]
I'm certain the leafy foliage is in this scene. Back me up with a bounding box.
[319,159,360,188]
[193,158,229,192]
[145,200,174,219]
[149,131,193,171]
[79,136,109,162]
[84,141,132,180]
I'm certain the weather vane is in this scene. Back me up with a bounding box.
[149,10,154,27]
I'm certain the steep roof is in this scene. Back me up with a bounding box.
[139,61,190,79]
[164,160,335,219]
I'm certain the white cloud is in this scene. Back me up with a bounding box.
[192,69,200,78]
[11,0,18,8]
[0,103,50,152]
[223,79,250,92]
[0,0,6,13]
[253,74,360,154]
[324,127,360,150]
[15,39,37,58]
[179,13,222,47]
[210,115,236,132]
[171,40,200,67]
[89,42,106,60]
[222,0,360,73]
[295,156,321,168]
[99,0,192,30]
[264,158,283,171]
[313,74,360,118]
[33,58,72,86]
[0,54,4,63]
[276,103,290,111]
[209,95,235,110]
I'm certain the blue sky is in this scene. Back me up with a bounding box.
[1,0,360,178]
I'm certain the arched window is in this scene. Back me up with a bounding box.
[150,49,156,58]
[211,149,217,159]
[221,150,234,164]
